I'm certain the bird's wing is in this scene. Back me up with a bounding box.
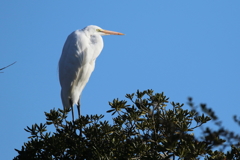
[59,31,90,91]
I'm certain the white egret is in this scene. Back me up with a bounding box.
[59,25,124,120]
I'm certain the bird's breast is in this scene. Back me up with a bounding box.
[89,35,104,60]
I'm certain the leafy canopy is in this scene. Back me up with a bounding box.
[14,90,240,160]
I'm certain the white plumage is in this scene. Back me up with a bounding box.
[59,25,124,120]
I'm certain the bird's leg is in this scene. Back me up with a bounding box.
[71,106,74,121]
[77,100,81,119]
[77,100,82,137]
[69,98,74,121]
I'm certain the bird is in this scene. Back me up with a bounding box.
[59,25,124,120]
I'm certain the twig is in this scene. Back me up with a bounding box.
[0,61,16,73]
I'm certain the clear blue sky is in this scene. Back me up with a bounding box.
[1,1,240,159]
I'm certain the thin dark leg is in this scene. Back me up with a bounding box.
[71,106,74,121]
[77,100,81,119]
[69,98,74,121]
[77,100,82,137]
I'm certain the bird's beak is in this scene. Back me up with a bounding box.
[102,29,124,35]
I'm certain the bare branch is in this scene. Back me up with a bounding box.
[0,61,16,73]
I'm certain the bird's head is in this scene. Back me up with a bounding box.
[84,25,124,36]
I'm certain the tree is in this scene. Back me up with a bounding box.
[14,90,240,159]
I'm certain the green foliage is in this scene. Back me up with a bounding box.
[14,90,240,159]
[188,97,240,156]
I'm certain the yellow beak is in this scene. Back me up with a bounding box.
[102,29,124,35]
